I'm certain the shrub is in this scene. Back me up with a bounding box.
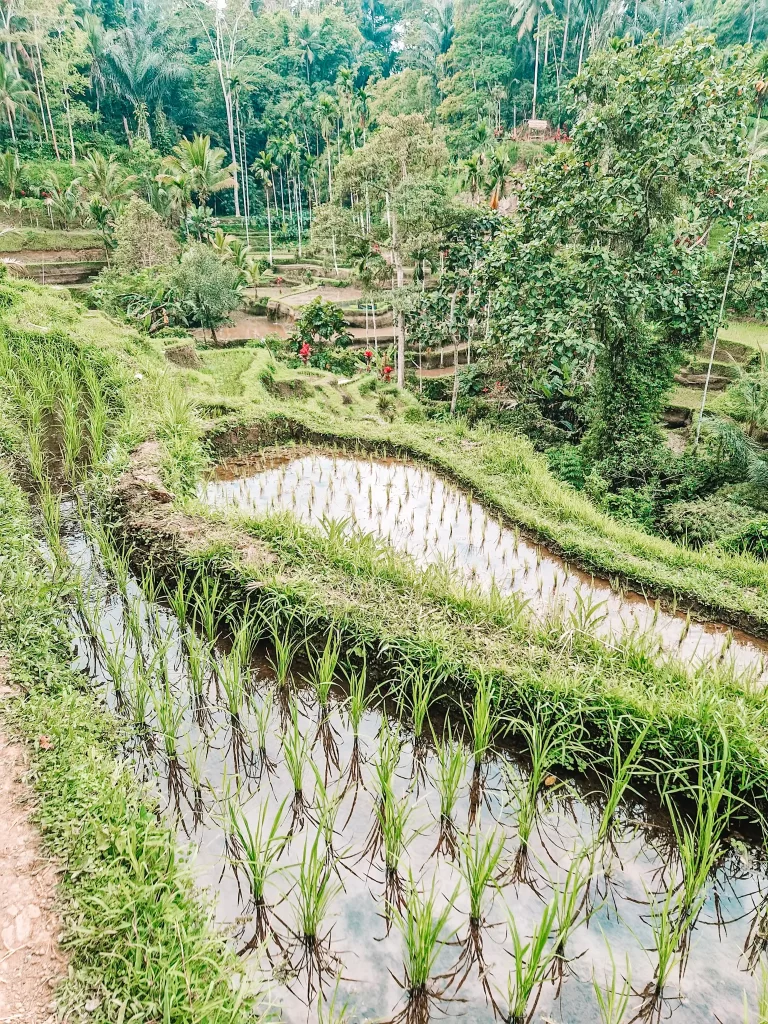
[720,518,768,559]
[659,495,758,547]
[547,444,585,490]
[113,197,179,272]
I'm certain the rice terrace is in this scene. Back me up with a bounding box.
[7,7,768,1024]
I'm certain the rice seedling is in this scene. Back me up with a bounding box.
[127,661,152,736]
[181,734,207,831]
[283,700,311,831]
[290,829,343,993]
[431,724,468,857]
[311,761,345,863]
[100,627,130,708]
[364,717,403,859]
[166,568,194,628]
[317,978,351,1024]
[548,844,597,989]
[593,947,632,1024]
[193,575,223,644]
[183,628,213,726]
[266,609,302,691]
[390,875,458,1024]
[459,827,506,928]
[82,363,110,466]
[153,678,187,807]
[307,628,342,707]
[640,883,693,1015]
[60,375,84,482]
[596,718,650,848]
[38,480,66,574]
[505,710,585,874]
[214,768,245,880]
[253,687,277,776]
[500,891,559,1024]
[378,788,415,909]
[231,797,288,944]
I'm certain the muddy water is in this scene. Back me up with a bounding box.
[199,451,768,679]
[62,506,768,1024]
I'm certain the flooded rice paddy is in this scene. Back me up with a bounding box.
[62,503,768,1024]
[199,450,768,680]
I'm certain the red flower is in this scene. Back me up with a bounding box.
[382,364,393,382]
[299,342,312,365]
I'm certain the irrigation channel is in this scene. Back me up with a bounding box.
[58,492,768,1024]
[199,450,768,680]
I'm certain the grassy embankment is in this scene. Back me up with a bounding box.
[4,276,768,805]
[0,226,104,253]
[174,335,768,634]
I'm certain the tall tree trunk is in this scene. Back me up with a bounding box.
[295,177,303,258]
[35,28,59,160]
[532,14,541,121]
[390,199,406,387]
[63,89,75,164]
[577,14,589,77]
[561,0,571,62]
[449,292,459,417]
[265,186,273,265]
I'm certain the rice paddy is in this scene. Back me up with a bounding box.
[4,289,768,1024]
[57,503,768,1024]
[199,451,768,679]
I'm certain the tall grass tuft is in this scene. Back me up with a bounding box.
[231,798,288,942]
[431,724,468,858]
[392,876,457,1020]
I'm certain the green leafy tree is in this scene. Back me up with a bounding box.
[172,243,240,344]
[484,31,759,486]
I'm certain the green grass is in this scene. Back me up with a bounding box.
[0,226,104,253]
[718,319,768,352]
[0,470,263,1023]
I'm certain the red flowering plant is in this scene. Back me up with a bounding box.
[299,342,311,365]
[364,348,373,370]
[381,364,393,382]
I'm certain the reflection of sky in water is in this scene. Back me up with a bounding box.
[200,453,768,681]
[63,507,768,1024]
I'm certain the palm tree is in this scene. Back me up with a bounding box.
[486,150,510,209]
[421,2,455,58]
[510,0,554,120]
[294,19,322,84]
[159,135,234,210]
[252,150,277,265]
[80,13,108,113]
[80,151,136,206]
[0,54,36,144]
[105,20,188,141]
[316,94,337,197]
[461,154,484,201]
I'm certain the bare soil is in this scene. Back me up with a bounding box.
[0,658,66,1024]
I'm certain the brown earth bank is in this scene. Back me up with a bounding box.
[0,658,66,1024]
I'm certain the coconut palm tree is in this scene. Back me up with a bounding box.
[159,135,234,210]
[0,54,36,144]
[461,154,485,201]
[80,13,109,113]
[294,18,322,84]
[80,151,136,206]
[252,150,277,265]
[105,20,188,141]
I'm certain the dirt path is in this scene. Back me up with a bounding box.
[0,659,66,1024]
